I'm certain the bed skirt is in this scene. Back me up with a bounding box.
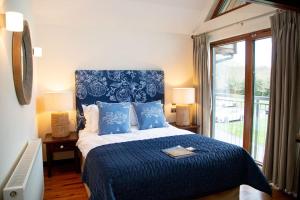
[83,182,240,200]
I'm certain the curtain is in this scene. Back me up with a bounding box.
[263,11,300,194]
[193,34,211,137]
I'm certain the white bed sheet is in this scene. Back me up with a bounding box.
[76,125,193,158]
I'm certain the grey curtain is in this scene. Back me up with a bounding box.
[263,11,300,194]
[193,34,211,137]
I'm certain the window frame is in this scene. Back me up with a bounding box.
[210,28,271,153]
[210,0,251,20]
[245,0,300,12]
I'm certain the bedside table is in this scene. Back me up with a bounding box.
[43,132,80,177]
[170,122,200,133]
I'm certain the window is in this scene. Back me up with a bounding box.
[210,0,250,19]
[211,29,272,163]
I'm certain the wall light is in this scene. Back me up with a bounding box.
[6,12,23,32]
[33,47,42,57]
[0,11,24,32]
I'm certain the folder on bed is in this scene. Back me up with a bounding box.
[162,145,196,158]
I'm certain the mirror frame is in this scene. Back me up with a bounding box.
[12,20,33,105]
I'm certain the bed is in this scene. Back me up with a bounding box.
[75,70,271,200]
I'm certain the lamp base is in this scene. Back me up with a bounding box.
[176,105,192,126]
[51,112,70,138]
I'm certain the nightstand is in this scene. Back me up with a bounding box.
[170,122,200,133]
[43,132,80,177]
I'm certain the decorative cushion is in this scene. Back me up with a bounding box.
[133,101,167,130]
[97,102,131,135]
[82,104,99,133]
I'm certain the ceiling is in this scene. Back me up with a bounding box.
[32,0,275,35]
[32,0,214,35]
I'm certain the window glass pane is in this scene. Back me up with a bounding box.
[217,0,247,16]
[251,38,272,163]
[212,41,245,147]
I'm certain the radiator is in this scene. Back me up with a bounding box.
[3,139,44,200]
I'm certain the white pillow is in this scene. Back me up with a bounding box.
[82,104,99,133]
[130,104,138,126]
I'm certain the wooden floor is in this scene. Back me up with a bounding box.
[44,160,295,200]
[44,161,88,200]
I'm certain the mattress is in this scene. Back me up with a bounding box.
[77,124,191,158]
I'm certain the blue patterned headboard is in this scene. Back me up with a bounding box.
[75,70,165,131]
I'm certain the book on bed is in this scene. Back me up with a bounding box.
[162,145,196,158]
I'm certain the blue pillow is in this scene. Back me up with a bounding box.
[97,102,131,135]
[133,101,167,130]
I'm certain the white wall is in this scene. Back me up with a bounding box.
[193,3,276,42]
[0,0,38,198]
[34,6,194,140]
[191,3,275,43]
[207,12,273,43]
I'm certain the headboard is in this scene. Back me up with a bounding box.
[75,70,165,131]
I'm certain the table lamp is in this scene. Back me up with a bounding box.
[172,88,195,126]
[43,91,73,138]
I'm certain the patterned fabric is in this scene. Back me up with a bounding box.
[75,70,165,131]
[97,102,131,135]
[133,100,167,130]
[82,134,272,200]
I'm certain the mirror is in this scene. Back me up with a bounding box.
[12,20,33,105]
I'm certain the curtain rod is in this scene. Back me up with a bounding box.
[191,9,280,39]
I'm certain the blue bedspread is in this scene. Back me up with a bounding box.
[82,134,271,200]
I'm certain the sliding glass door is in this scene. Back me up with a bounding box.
[211,30,272,162]
[212,41,245,147]
[251,38,272,163]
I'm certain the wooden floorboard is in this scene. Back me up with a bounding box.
[44,161,295,200]
[44,160,88,200]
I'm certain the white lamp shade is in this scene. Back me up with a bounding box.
[43,91,73,112]
[5,11,23,32]
[172,88,195,105]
